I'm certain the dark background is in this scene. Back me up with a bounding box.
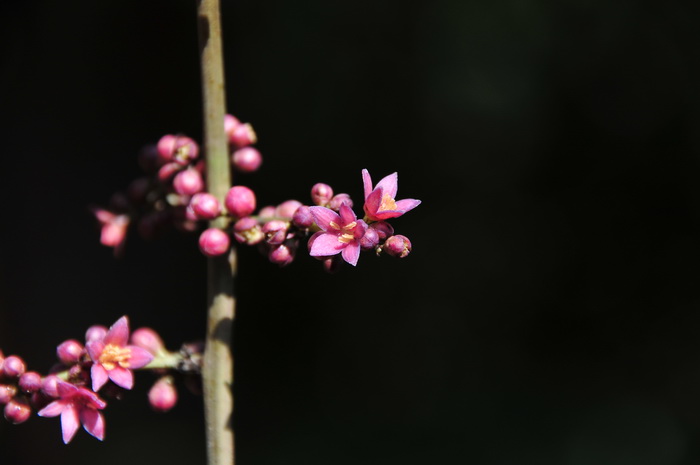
[2,0,700,464]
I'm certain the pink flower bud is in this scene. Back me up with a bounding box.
[276,200,303,219]
[224,114,241,136]
[329,193,353,210]
[0,385,17,404]
[41,375,60,397]
[229,123,257,147]
[268,243,295,266]
[360,227,380,251]
[157,134,178,162]
[199,228,231,257]
[2,356,25,378]
[18,372,42,393]
[262,220,289,245]
[4,398,31,424]
[369,221,394,240]
[56,339,84,365]
[225,186,256,218]
[384,235,412,258]
[233,217,264,245]
[149,376,178,413]
[311,183,334,206]
[189,193,221,220]
[173,168,204,196]
[131,328,165,356]
[258,205,276,219]
[322,256,343,273]
[292,205,314,228]
[173,136,199,165]
[158,161,183,182]
[232,147,262,173]
[85,325,108,343]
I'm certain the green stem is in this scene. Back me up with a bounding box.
[197,1,236,465]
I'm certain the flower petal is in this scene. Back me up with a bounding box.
[362,169,373,199]
[104,316,129,347]
[309,232,345,257]
[363,188,384,219]
[309,206,341,231]
[86,340,105,363]
[375,172,398,199]
[80,409,105,441]
[341,241,361,266]
[38,400,66,418]
[108,366,134,390]
[91,364,110,392]
[60,406,81,444]
[395,198,421,213]
[126,345,154,369]
[338,203,357,225]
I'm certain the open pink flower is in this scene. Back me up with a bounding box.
[308,203,367,266]
[86,316,154,392]
[37,379,107,444]
[362,169,421,222]
[92,208,130,255]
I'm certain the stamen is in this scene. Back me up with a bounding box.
[99,344,132,370]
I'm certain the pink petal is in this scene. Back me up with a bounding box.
[338,203,356,225]
[309,206,341,231]
[375,172,398,199]
[309,233,345,257]
[363,188,384,218]
[341,241,361,266]
[60,406,81,444]
[80,409,105,441]
[353,220,368,239]
[362,169,373,199]
[104,316,129,347]
[56,379,79,398]
[108,366,134,390]
[126,345,154,369]
[395,198,421,213]
[370,209,404,221]
[38,400,66,418]
[91,364,109,392]
[86,340,105,362]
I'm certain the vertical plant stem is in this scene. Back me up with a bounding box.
[197,1,235,465]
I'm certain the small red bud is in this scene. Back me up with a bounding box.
[225,186,256,218]
[149,376,178,413]
[56,339,84,364]
[199,228,231,257]
[4,398,31,424]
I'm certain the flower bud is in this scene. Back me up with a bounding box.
[311,183,333,206]
[0,385,16,404]
[268,243,295,267]
[189,193,221,220]
[232,147,262,173]
[329,193,353,210]
[199,228,231,257]
[4,398,31,424]
[369,221,394,240]
[18,372,42,393]
[173,136,199,165]
[157,134,178,162]
[85,325,108,343]
[262,220,289,245]
[229,123,257,147]
[359,227,380,251]
[384,235,412,258]
[149,376,178,413]
[131,328,166,356]
[41,375,60,398]
[225,186,256,218]
[322,256,343,273]
[173,168,204,196]
[292,205,314,229]
[56,339,84,365]
[2,356,25,378]
[258,205,276,219]
[224,114,241,136]
[233,217,264,245]
[276,200,303,219]
[157,161,182,182]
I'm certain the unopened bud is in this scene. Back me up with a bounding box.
[268,243,295,267]
[199,228,231,257]
[41,375,60,398]
[276,200,302,219]
[229,123,257,147]
[157,134,178,162]
[173,136,199,165]
[18,372,42,393]
[292,205,314,228]
[224,114,241,136]
[233,217,264,245]
[311,183,333,206]
[4,398,31,424]
[359,227,380,251]
[173,168,204,196]
[225,186,256,218]
[258,205,276,219]
[149,376,178,413]
[56,339,84,364]
[262,220,289,245]
[86,325,108,343]
[384,235,412,258]
[329,193,353,210]
[232,147,262,173]
[2,356,25,378]
[0,385,17,404]
[189,193,221,220]
[157,162,182,183]
[369,221,394,240]
[131,328,166,356]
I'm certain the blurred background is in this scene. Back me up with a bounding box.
[2,0,700,464]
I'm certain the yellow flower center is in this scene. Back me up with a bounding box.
[378,194,397,212]
[99,344,132,370]
[329,220,357,244]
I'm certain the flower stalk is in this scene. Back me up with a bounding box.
[197,0,236,465]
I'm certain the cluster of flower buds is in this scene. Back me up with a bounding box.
[94,116,420,270]
[0,317,202,444]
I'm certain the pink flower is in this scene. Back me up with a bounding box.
[92,208,130,255]
[362,169,421,222]
[308,204,367,266]
[86,316,154,392]
[37,380,107,444]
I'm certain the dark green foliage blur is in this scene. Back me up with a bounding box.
[1,0,700,464]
